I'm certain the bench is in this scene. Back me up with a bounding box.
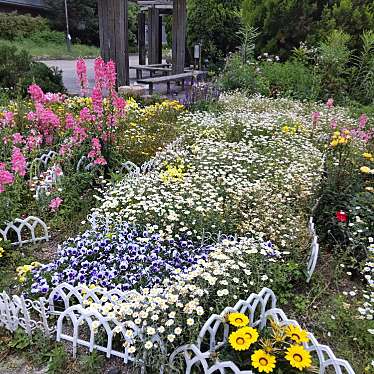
[137,71,207,95]
[130,65,172,79]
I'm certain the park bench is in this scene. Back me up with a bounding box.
[130,65,172,79]
[137,71,207,95]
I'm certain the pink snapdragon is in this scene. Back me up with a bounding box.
[88,138,101,159]
[106,60,117,90]
[65,113,75,130]
[0,111,15,128]
[94,156,107,165]
[0,163,14,193]
[11,147,27,177]
[76,58,88,96]
[94,57,106,90]
[49,197,63,211]
[330,119,337,129]
[326,98,334,109]
[92,87,103,117]
[28,84,45,103]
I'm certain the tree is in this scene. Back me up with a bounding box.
[187,0,242,67]
[45,0,139,48]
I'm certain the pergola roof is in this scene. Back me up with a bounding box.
[131,0,173,9]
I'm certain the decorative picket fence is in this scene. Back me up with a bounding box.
[0,286,355,373]
[169,288,355,374]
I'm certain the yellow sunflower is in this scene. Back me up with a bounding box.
[285,345,312,370]
[251,349,276,373]
[285,325,310,344]
[227,312,249,328]
[228,330,252,351]
[238,326,259,345]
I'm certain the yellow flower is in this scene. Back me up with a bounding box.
[360,166,371,174]
[228,330,252,351]
[0,246,4,258]
[285,325,309,344]
[330,139,339,147]
[227,312,249,327]
[251,349,276,373]
[363,152,373,161]
[285,345,312,371]
[238,326,259,344]
[282,126,289,133]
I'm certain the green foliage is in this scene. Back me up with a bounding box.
[0,12,49,41]
[78,351,104,372]
[187,0,242,66]
[237,25,259,63]
[47,346,69,374]
[0,43,65,96]
[241,0,374,58]
[7,329,32,350]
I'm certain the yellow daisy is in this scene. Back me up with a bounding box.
[285,345,312,371]
[227,312,249,327]
[228,330,252,351]
[285,325,310,344]
[238,326,259,345]
[251,349,276,373]
[360,166,371,174]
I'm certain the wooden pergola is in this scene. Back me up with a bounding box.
[97,0,186,86]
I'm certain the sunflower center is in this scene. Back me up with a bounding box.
[294,354,303,362]
[292,333,301,340]
[235,318,243,323]
[259,358,268,366]
[236,337,245,345]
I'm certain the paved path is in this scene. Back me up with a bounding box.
[40,57,186,99]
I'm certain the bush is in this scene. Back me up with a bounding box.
[0,12,49,41]
[27,30,66,45]
[0,43,65,96]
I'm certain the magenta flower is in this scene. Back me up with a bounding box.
[92,87,103,117]
[12,133,24,145]
[0,163,14,193]
[94,157,107,165]
[28,84,45,103]
[76,58,88,96]
[105,60,117,90]
[330,119,337,129]
[11,147,27,177]
[311,111,320,126]
[94,57,106,90]
[326,98,334,109]
[49,197,63,211]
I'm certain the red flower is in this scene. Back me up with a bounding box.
[336,211,348,222]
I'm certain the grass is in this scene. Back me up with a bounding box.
[0,38,99,60]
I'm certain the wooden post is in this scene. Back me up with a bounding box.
[98,0,129,86]
[148,6,160,65]
[172,0,186,74]
[158,14,163,64]
[138,12,146,65]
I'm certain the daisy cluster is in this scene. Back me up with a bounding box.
[28,220,213,294]
[94,94,324,251]
[359,243,374,326]
[80,237,280,367]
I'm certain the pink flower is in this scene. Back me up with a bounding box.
[330,119,337,129]
[11,147,27,177]
[0,111,15,128]
[65,113,75,129]
[106,60,117,90]
[94,57,106,90]
[49,197,63,211]
[79,107,94,122]
[54,166,63,177]
[92,87,103,117]
[0,163,14,193]
[311,111,320,126]
[94,157,107,165]
[326,98,334,109]
[12,133,24,145]
[76,58,88,96]
[359,114,368,129]
[28,84,45,103]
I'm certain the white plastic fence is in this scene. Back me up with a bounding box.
[169,288,355,374]
[0,216,49,246]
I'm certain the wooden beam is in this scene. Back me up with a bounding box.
[138,11,146,65]
[172,0,186,74]
[148,6,160,65]
[98,0,129,86]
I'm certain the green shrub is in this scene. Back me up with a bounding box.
[27,30,66,45]
[0,12,49,41]
[260,60,320,101]
[217,53,269,94]
[0,43,65,96]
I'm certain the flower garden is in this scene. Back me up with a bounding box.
[0,58,373,373]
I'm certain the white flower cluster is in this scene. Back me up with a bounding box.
[94,94,323,251]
